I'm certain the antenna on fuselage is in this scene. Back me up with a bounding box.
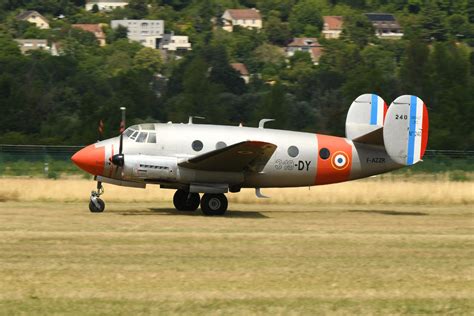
[258,118,275,129]
[188,116,206,124]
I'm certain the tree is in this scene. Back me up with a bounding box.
[107,25,128,43]
[256,0,296,21]
[133,47,163,74]
[340,14,376,47]
[288,0,325,36]
[255,83,289,129]
[127,0,148,18]
[468,0,474,23]
[202,45,246,95]
[0,34,22,56]
[342,45,398,102]
[399,39,430,96]
[447,14,468,39]
[265,16,291,45]
[419,2,448,42]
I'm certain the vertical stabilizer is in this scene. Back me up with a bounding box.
[346,94,387,142]
[383,95,429,165]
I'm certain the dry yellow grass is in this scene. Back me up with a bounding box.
[0,177,472,205]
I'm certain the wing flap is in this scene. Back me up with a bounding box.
[178,141,277,172]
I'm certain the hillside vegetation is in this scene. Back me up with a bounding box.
[0,0,473,149]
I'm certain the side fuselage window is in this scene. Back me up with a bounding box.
[148,133,157,143]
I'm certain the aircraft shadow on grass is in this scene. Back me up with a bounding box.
[348,210,428,216]
[111,208,269,219]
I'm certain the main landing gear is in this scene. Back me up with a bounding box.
[89,181,105,213]
[173,189,228,216]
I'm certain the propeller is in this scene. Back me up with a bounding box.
[110,107,126,167]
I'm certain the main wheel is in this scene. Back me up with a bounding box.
[89,198,105,213]
[173,190,200,211]
[201,193,228,216]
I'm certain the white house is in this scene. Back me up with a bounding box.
[86,0,129,11]
[365,13,403,39]
[160,34,191,52]
[72,24,107,46]
[221,8,262,32]
[16,11,49,29]
[286,37,324,65]
[111,19,164,48]
[322,16,343,39]
[231,63,250,84]
[15,39,51,54]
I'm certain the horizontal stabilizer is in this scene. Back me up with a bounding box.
[352,127,384,146]
[383,95,429,165]
[179,141,277,172]
[346,94,387,142]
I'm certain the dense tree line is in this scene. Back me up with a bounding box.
[0,0,473,150]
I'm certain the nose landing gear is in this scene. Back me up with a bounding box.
[172,190,228,216]
[89,182,105,213]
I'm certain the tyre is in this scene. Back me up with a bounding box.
[201,193,228,216]
[173,190,200,211]
[89,198,105,213]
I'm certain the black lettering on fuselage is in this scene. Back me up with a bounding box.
[366,158,385,163]
[298,160,312,171]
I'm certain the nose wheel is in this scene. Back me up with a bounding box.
[89,182,105,213]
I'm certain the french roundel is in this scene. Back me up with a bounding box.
[331,152,350,170]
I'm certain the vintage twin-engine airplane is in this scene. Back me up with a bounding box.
[71,94,429,215]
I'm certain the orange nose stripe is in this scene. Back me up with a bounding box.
[71,144,105,176]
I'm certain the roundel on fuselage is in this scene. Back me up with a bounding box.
[331,152,350,170]
[315,134,353,185]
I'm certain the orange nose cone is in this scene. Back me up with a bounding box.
[71,144,105,176]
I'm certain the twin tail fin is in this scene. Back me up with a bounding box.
[346,94,429,166]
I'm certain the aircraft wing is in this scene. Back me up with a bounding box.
[178,141,277,172]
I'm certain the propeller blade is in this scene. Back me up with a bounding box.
[111,107,126,167]
[119,107,126,155]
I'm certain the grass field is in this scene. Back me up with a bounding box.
[0,179,473,315]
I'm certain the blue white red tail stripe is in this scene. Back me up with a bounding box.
[406,95,417,165]
[370,94,378,125]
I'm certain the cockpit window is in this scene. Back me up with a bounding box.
[147,133,156,143]
[124,128,134,137]
[136,132,148,143]
[130,130,139,140]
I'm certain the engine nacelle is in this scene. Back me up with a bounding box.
[122,155,178,181]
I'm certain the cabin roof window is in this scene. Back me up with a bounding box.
[139,123,155,130]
